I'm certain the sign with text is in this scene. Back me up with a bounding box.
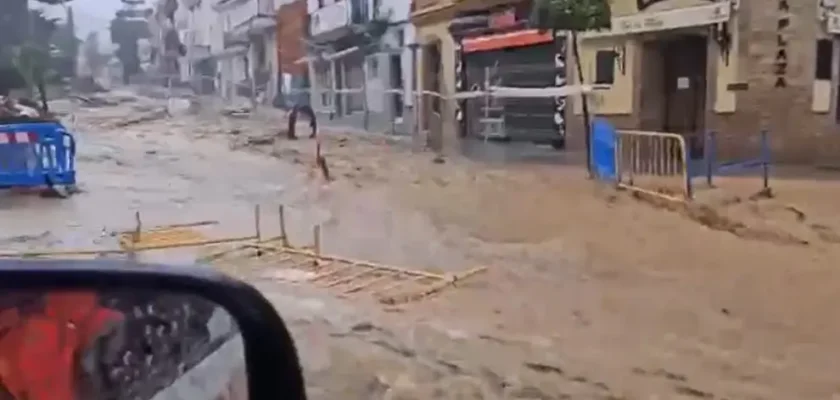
[827,12,840,33]
[583,3,731,37]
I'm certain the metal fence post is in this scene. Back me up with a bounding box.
[760,129,770,190]
[704,130,714,187]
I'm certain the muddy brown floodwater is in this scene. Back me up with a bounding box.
[2,91,840,399]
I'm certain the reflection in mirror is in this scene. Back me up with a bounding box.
[0,290,247,400]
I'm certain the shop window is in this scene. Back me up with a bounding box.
[816,39,833,81]
[594,50,616,85]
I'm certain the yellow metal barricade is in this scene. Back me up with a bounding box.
[615,130,691,202]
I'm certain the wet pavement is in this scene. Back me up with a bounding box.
[3,91,840,399]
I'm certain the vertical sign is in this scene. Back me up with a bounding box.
[775,0,789,88]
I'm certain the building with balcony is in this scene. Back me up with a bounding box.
[212,0,279,102]
[305,0,416,133]
[178,0,216,92]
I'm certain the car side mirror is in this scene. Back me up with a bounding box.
[0,259,307,400]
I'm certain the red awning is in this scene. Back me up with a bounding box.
[462,29,553,53]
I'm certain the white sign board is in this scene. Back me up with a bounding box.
[677,77,690,89]
[827,12,840,34]
[582,3,731,38]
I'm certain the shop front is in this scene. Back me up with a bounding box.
[451,4,568,147]
[411,0,524,152]
[571,0,840,163]
[568,0,738,153]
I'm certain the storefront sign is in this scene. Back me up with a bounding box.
[583,2,731,37]
[615,3,729,34]
[637,0,715,11]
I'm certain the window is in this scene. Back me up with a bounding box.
[396,30,404,47]
[816,39,833,81]
[594,50,616,85]
[317,0,324,7]
[367,57,379,78]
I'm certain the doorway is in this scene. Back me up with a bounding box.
[421,40,443,150]
[638,34,707,158]
[390,54,404,120]
[661,34,707,137]
[639,34,707,136]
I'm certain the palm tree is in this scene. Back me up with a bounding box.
[530,0,611,175]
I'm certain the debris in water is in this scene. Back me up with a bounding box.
[113,108,170,128]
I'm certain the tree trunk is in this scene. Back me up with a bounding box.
[571,32,593,178]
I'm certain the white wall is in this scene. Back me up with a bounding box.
[210,9,226,54]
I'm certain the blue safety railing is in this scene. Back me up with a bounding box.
[699,130,770,190]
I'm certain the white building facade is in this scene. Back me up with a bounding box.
[306,0,415,132]
[180,0,216,92]
[211,0,279,103]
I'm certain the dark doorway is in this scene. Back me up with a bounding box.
[661,34,707,136]
[390,54,403,118]
[333,65,344,117]
[422,41,442,150]
[463,43,555,143]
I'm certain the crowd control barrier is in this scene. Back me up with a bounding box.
[614,129,692,201]
[0,121,77,197]
[591,119,771,201]
[701,130,770,192]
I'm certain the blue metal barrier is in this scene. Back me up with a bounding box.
[702,130,770,191]
[591,119,617,181]
[0,122,77,195]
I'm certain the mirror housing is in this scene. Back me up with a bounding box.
[0,259,307,400]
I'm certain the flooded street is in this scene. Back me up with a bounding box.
[3,91,840,399]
